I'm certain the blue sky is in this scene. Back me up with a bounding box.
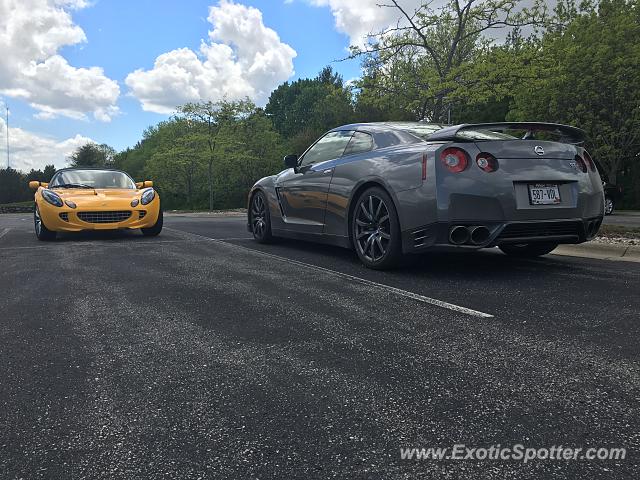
[0,0,376,171]
[1,0,533,171]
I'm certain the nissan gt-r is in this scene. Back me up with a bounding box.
[30,167,163,241]
[247,122,604,269]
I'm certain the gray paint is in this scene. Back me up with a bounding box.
[249,123,604,253]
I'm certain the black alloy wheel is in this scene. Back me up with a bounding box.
[251,191,273,243]
[352,187,401,269]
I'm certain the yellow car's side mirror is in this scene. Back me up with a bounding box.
[136,180,153,189]
[29,181,47,190]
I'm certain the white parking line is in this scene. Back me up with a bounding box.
[0,228,11,240]
[165,227,494,319]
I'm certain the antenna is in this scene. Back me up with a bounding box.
[5,105,8,169]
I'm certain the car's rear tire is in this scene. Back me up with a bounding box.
[141,209,163,236]
[499,242,558,258]
[250,191,273,243]
[604,196,615,215]
[351,187,402,269]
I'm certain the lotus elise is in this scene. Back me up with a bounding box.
[247,122,604,269]
[30,168,162,241]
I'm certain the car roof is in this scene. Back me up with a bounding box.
[331,121,445,134]
[53,167,128,174]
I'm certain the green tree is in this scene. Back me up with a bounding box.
[509,0,640,189]
[69,143,117,168]
[266,67,354,144]
[146,119,206,210]
[0,168,26,204]
[352,0,548,122]
[178,99,256,211]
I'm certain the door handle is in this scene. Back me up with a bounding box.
[323,168,334,174]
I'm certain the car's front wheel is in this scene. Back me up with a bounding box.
[499,242,558,258]
[604,196,615,215]
[141,209,163,236]
[351,187,402,269]
[34,205,56,241]
[250,191,273,243]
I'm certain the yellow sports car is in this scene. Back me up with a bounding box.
[29,167,163,241]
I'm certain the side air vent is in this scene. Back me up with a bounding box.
[413,229,429,247]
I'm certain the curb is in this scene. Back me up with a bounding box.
[553,243,640,263]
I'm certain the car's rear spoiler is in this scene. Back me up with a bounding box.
[427,122,586,145]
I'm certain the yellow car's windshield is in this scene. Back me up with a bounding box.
[50,169,136,189]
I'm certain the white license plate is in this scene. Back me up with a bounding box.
[528,184,561,205]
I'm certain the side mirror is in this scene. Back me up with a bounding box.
[284,154,299,169]
[29,181,43,190]
[136,180,153,189]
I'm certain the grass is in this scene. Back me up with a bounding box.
[0,200,34,208]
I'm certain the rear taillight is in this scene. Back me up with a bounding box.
[574,155,587,173]
[422,153,427,180]
[440,147,468,173]
[583,151,595,171]
[475,153,499,173]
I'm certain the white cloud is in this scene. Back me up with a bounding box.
[0,0,120,121]
[125,0,297,113]
[0,116,93,171]
[307,0,427,48]
[307,0,547,47]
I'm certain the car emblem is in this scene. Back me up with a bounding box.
[534,146,544,156]
[569,161,577,169]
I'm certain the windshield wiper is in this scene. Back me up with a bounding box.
[51,183,95,189]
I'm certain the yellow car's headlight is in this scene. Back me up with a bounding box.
[141,188,155,205]
[42,189,63,207]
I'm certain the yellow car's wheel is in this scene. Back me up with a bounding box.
[142,209,163,236]
[34,205,56,241]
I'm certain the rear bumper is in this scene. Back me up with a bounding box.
[402,216,603,253]
[40,205,160,232]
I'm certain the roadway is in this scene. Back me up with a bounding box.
[1,213,638,478]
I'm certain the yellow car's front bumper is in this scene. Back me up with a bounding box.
[38,201,160,232]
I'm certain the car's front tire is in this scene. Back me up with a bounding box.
[499,242,558,258]
[250,191,273,243]
[141,209,163,236]
[604,196,615,215]
[34,205,56,241]
[351,187,402,269]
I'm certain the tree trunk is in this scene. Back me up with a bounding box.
[208,159,214,211]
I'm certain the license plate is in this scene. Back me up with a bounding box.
[528,183,561,205]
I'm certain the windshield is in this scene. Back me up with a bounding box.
[50,169,136,189]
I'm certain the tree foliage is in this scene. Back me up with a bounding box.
[69,143,117,168]
[0,165,55,204]
[2,3,639,209]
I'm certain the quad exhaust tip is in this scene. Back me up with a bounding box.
[449,226,471,245]
[470,226,490,245]
[449,225,491,245]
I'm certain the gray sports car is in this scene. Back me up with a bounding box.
[247,122,604,269]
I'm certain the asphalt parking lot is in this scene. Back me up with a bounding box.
[1,213,639,478]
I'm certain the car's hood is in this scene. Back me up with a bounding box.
[52,188,140,207]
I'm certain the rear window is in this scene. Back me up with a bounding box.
[456,129,516,141]
[389,123,443,140]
